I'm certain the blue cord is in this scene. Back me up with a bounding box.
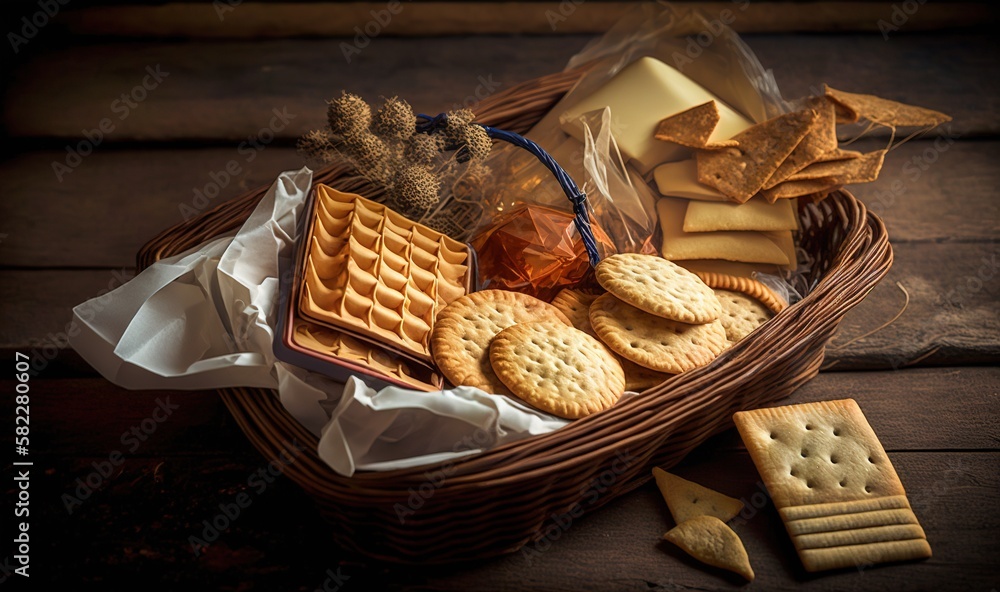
[416,113,601,266]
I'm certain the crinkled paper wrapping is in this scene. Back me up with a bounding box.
[70,168,568,476]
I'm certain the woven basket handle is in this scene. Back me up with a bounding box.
[416,113,601,266]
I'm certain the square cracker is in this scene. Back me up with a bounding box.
[657,197,792,266]
[733,399,931,572]
[697,108,819,203]
[683,197,798,233]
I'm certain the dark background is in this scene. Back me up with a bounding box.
[0,1,998,590]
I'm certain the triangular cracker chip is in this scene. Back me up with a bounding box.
[787,149,886,184]
[654,101,739,150]
[815,148,862,163]
[761,177,840,202]
[763,98,839,189]
[663,515,755,581]
[697,108,819,203]
[652,467,744,523]
[824,85,952,127]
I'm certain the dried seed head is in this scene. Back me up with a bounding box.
[345,131,390,183]
[327,93,371,137]
[371,96,415,141]
[459,124,492,163]
[448,109,476,126]
[297,129,338,164]
[404,133,439,166]
[389,165,440,214]
[435,114,468,151]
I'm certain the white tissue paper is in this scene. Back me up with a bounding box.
[70,167,568,476]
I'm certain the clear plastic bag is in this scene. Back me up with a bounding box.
[471,3,788,257]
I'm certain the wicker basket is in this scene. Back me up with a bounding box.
[137,65,892,564]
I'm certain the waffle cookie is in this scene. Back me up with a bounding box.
[291,321,443,392]
[299,185,471,362]
[733,399,932,572]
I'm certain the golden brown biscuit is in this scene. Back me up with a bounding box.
[589,294,728,374]
[595,253,721,324]
[431,290,570,395]
[490,321,625,419]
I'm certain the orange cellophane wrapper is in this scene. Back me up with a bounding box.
[471,204,615,302]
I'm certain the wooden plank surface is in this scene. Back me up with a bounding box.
[4,33,994,141]
[50,2,1000,38]
[2,138,995,268]
[0,148,305,268]
[1,20,996,591]
[823,241,1000,369]
[4,369,997,588]
[4,240,996,372]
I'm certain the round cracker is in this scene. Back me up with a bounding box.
[590,293,728,374]
[550,289,601,336]
[489,321,624,419]
[431,290,571,395]
[716,289,773,343]
[595,253,721,324]
[694,271,787,313]
[552,288,670,392]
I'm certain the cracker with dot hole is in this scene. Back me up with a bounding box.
[489,321,624,419]
[714,289,773,343]
[431,290,571,395]
[589,294,728,374]
[733,400,908,509]
[595,253,721,324]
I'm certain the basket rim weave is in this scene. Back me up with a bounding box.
[136,62,893,564]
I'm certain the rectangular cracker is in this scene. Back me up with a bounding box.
[733,399,932,572]
[683,197,798,233]
[657,197,791,266]
[653,160,730,202]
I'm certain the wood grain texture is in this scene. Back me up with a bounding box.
[848,138,1000,242]
[3,244,995,371]
[4,372,995,589]
[2,139,995,269]
[0,148,306,268]
[824,242,1000,370]
[4,33,995,141]
[49,2,999,38]
[705,367,1000,452]
[4,367,995,457]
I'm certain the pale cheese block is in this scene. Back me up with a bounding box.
[559,57,753,174]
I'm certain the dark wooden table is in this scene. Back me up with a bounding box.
[1,3,998,590]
